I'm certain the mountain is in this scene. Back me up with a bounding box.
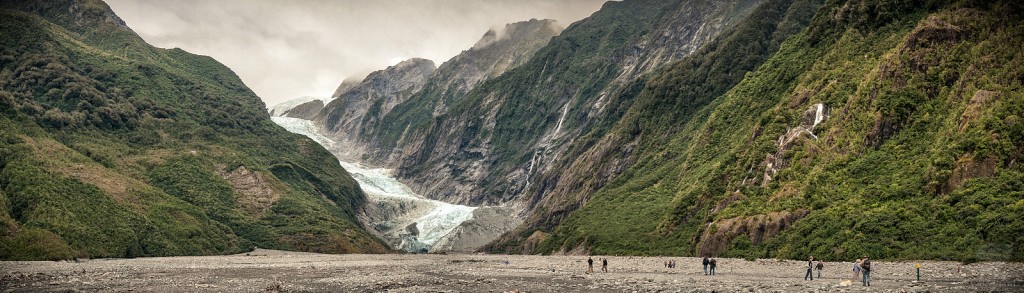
[315,19,564,164]
[268,96,330,120]
[304,18,565,253]
[0,0,388,260]
[490,0,822,254]
[331,78,361,98]
[323,0,768,211]
[497,0,1023,261]
[315,58,436,160]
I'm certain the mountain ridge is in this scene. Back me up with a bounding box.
[0,0,390,260]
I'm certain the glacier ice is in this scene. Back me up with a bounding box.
[271,116,477,252]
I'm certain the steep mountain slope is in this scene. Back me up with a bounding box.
[521,0,1023,261]
[331,78,360,98]
[268,96,331,120]
[371,0,766,207]
[316,58,436,159]
[489,0,821,254]
[0,0,388,260]
[316,19,564,164]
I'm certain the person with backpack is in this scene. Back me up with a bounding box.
[804,256,815,280]
[861,256,872,286]
[816,260,824,278]
[602,258,608,273]
[702,257,709,275]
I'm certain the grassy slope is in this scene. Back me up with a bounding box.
[0,2,388,260]
[538,0,1023,261]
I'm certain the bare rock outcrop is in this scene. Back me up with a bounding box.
[697,209,810,257]
[216,165,281,214]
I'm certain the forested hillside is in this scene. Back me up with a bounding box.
[520,0,1023,261]
[0,0,388,260]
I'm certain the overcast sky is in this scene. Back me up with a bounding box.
[105,0,608,107]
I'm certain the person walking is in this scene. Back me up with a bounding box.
[587,256,594,274]
[804,256,815,281]
[861,256,872,286]
[602,258,608,273]
[702,257,709,275]
[853,258,862,279]
[709,257,717,276]
[816,260,824,278]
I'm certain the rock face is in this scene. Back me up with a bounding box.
[268,96,329,119]
[697,209,810,257]
[424,19,565,117]
[317,19,564,165]
[365,0,764,207]
[315,58,436,160]
[331,78,361,98]
[280,100,324,120]
[216,165,281,214]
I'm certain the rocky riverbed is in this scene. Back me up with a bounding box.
[2,249,1021,292]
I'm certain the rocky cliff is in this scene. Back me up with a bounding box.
[373,0,766,208]
[317,19,564,166]
[314,58,436,160]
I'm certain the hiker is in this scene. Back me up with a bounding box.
[853,258,862,279]
[702,257,709,275]
[602,258,608,273]
[861,256,872,286]
[587,256,594,274]
[816,260,824,278]
[804,256,814,281]
[709,257,717,276]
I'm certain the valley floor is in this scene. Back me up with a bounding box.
[1,249,1021,292]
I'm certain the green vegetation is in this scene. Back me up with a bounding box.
[0,1,388,260]
[531,0,1024,261]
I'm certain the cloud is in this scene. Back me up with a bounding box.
[105,0,608,106]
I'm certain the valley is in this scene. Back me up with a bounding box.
[1,0,1021,280]
[272,117,517,253]
[2,249,1021,292]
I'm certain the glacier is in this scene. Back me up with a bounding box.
[268,96,333,117]
[272,116,477,252]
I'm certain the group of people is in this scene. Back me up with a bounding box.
[853,256,872,286]
[804,255,872,286]
[586,256,608,274]
[702,257,717,275]
[581,254,874,286]
[803,256,824,280]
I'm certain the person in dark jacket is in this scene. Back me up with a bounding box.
[602,258,608,273]
[805,256,815,280]
[702,257,709,275]
[709,257,717,276]
[861,256,872,286]
[587,256,594,274]
[816,260,824,278]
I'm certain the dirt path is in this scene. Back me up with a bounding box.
[2,249,1021,292]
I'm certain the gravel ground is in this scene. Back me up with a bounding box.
[2,249,1021,292]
